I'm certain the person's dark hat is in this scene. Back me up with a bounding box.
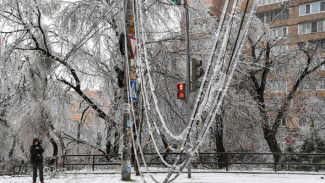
[32,138,40,145]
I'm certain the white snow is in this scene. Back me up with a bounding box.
[1,172,325,183]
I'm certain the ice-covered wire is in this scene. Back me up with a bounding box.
[167,1,258,182]
[136,0,175,168]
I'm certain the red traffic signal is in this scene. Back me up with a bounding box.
[177,83,186,100]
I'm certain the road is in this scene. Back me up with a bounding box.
[1,172,325,183]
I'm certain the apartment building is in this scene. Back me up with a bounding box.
[69,90,110,128]
[256,0,325,132]
[207,0,325,133]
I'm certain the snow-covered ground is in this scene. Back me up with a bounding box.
[1,172,325,183]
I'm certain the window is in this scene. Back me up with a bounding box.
[271,63,287,74]
[299,117,310,127]
[317,79,325,90]
[312,22,318,32]
[270,45,288,57]
[304,23,312,34]
[262,0,267,5]
[299,80,311,91]
[312,2,321,13]
[256,9,289,23]
[298,40,325,49]
[267,116,286,126]
[300,1,325,15]
[259,0,287,6]
[266,12,272,22]
[266,80,287,92]
[280,9,289,19]
[318,21,324,32]
[278,80,287,92]
[270,26,288,39]
[317,40,325,49]
[276,64,287,74]
[300,5,306,15]
[306,4,311,14]
[299,19,325,35]
[281,117,287,127]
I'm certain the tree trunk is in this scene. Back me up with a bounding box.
[50,124,65,154]
[114,130,119,155]
[215,114,226,169]
[262,127,282,162]
[9,136,17,159]
[161,133,170,161]
[106,124,112,155]
[49,138,58,164]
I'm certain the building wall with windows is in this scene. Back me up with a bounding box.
[208,0,325,133]
[69,91,110,129]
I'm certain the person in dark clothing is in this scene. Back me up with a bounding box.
[30,138,44,183]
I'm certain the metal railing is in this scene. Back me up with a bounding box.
[62,152,325,172]
[11,152,325,174]
[11,156,58,175]
[62,154,120,171]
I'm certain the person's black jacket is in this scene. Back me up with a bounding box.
[30,138,44,164]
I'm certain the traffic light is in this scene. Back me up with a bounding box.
[192,59,204,92]
[177,83,186,100]
[171,0,181,5]
[119,33,125,55]
[114,66,124,88]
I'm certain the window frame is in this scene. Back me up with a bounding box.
[256,9,289,23]
[316,78,325,90]
[259,0,288,7]
[266,80,287,93]
[299,1,325,16]
[298,117,309,127]
[299,80,312,91]
[298,19,325,35]
[280,116,287,127]
[270,26,288,39]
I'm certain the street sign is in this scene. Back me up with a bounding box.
[122,103,130,113]
[130,59,136,80]
[127,120,131,127]
[129,80,137,101]
[171,0,181,5]
[129,36,138,58]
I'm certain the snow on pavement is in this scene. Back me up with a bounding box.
[1,173,325,183]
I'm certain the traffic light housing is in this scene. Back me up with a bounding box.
[192,59,204,92]
[177,83,186,100]
[114,66,125,88]
[171,0,181,5]
[119,33,125,55]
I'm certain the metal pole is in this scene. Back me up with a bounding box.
[92,155,95,171]
[184,0,192,179]
[62,155,65,170]
[121,0,134,181]
[226,153,228,171]
[56,156,58,170]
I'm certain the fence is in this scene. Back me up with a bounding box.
[12,152,325,174]
[62,152,325,172]
[11,156,58,175]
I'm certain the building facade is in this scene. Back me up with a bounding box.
[207,0,325,133]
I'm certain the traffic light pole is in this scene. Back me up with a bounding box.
[121,0,134,181]
[184,0,192,178]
